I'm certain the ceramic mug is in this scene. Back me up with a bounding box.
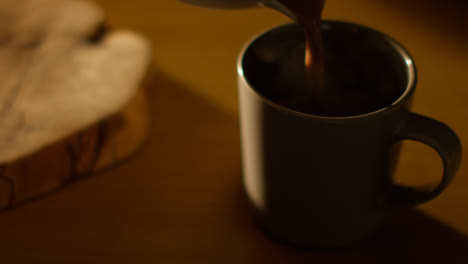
[237,21,462,248]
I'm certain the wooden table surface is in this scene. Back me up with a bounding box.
[0,0,467,262]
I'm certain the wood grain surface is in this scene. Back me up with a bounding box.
[0,0,152,209]
[0,0,466,263]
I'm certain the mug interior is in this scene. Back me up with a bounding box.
[239,21,416,118]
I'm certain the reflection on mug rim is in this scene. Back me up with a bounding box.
[237,20,417,121]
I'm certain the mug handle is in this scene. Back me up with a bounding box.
[390,113,462,207]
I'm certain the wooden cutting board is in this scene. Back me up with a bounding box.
[0,0,152,210]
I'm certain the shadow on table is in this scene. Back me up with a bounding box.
[382,0,467,41]
[149,70,468,263]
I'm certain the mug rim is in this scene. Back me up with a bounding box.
[237,20,417,121]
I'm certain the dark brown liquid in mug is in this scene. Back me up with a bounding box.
[277,0,325,74]
[272,0,394,117]
[275,0,327,113]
